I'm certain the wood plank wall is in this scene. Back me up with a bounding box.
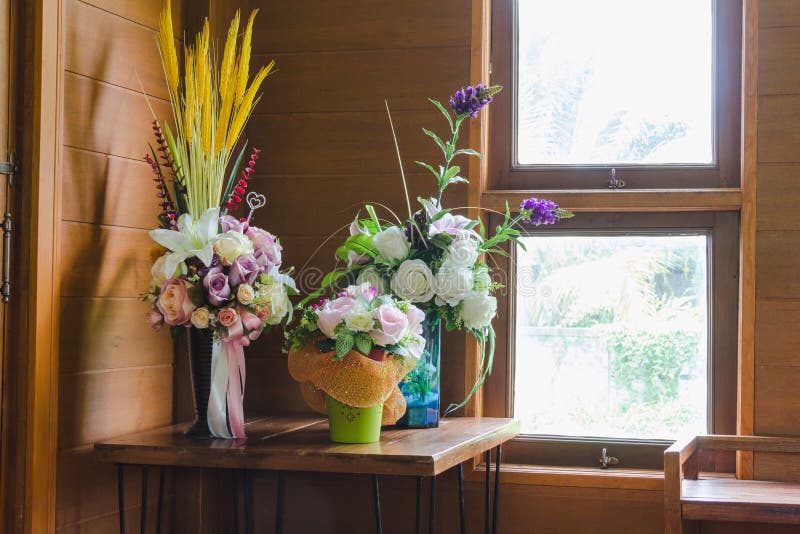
[55,0,181,531]
[752,0,800,482]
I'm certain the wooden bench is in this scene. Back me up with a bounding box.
[665,435,800,533]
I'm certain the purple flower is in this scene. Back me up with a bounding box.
[449,84,503,118]
[519,198,560,226]
[203,266,231,306]
[229,254,260,287]
[220,214,248,233]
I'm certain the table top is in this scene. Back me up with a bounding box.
[94,416,520,477]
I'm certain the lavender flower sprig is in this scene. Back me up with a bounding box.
[416,84,503,203]
[480,197,574,256]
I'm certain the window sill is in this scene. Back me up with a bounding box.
[467,463,664,491]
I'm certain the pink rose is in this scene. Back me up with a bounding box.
[220,214,248,233]
[146,309,164,331]
[239,307,264,341]
[316,297,356,338]
[406,305,426,336]
[157,278,196,326]
[247,227,282,270]
[217,307,238,328]
[370,303,409,346]
[253,303,272,321]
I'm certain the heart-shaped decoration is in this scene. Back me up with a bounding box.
[246,191,267,211]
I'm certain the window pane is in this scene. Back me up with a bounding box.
[516,0,713,166]
[514,235,708,440]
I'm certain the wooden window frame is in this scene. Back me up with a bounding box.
[487,0,743,191]
[482,212,740,470]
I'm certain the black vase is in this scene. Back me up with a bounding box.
[184,327,215,438]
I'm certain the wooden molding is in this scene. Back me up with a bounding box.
[21,0,63,531]
[482,189,743,213]
[737,0,758,480]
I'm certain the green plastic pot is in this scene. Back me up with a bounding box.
[326,395,383,444]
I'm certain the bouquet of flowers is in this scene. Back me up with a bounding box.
[141,1,296,439]
[307,84,573,418]
[285,284,424,435]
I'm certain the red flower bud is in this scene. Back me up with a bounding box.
[235,186,245,195]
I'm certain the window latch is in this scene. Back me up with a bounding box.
[598,448,619,469]
[608,168,625,189]
[0,152,18,187]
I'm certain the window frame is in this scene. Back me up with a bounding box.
[488,0,743,191]
[484,212,739,470]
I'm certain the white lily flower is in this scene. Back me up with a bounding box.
[149,207,220,278]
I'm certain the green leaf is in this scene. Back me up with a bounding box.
[415,160,440,180]
[442,165,461,184]
[336,246,350,263]
[453,148,484,158]
[354,333,373,355]
[428,98,454,130]
[345,234,378,257]
[365,205,382,231]
[423,128,447,154]
[220,142,249,211]
[336,334,354,359]
[430,208,452,222]
[321,269,349,291]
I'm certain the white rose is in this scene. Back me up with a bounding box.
[447,238,479,267]
[473,264,492,293]
[151,253,183,289]
[344,307,375,332]
[213,231,254,266]
[458,292,497,329]
[373,227,410,264]
[263,282,291,325]
[237,283,255,305]
[356,267,387,294]
[391,259,435,303]
[406,334,427,360]
[433,261,474,307]
[190,307,211,329]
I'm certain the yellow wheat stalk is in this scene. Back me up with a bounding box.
[157,0,179,94]
[235,10,258,106]
[227,62,273,151]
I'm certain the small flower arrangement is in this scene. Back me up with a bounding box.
[285,283,426,362]
[308,84,573,415]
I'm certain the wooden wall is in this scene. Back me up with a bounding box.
[752,0,800,482]
[55,0,181,531]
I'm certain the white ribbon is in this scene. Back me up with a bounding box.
[207,337,233,439]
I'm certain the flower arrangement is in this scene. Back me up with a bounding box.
[305,84,573,417]
[141,2,295,439]
[285,284,425,441]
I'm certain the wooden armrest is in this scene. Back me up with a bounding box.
[665,435,699,466]
[698,435,800,454]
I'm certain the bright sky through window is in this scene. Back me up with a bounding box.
[516,0,714,165]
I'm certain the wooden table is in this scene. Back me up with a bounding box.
[95,416,520,534]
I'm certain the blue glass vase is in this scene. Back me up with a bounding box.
[398,313,441,428]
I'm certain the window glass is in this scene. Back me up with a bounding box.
[514,234,709,440]
[516,0,714,166]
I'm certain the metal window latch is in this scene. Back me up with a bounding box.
[2,213,10,303]
[598,448,619,469]
[608,168,626,189]
[0,152,18,187]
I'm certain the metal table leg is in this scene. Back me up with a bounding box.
[140,465,149,534]
[429,476,436,534]
[373,475,383,534]
[415,476,423,534]
[117,464,126,534]
[484,449,491,534]
[493,445,502,534]
[458,464,465,534]
[156,466,165,534]
[274,471,285,534]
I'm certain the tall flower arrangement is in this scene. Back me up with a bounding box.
[142,2,295,439]
[303,85,573,416]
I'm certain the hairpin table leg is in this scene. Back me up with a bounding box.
[232,470,240,534]
[275,471,285,534]
[117,464,125,534]
[458,463,465,534]
[156,466,165,534]
[244,470,252,534]
[429,476,437,534]
[372,475,382,534]
[415,476,423,534]
[140,465,149,534]
[484,449,491,534]
[493,445,502,534]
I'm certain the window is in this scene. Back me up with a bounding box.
[514,233,709,441]
[489,0,742,189]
